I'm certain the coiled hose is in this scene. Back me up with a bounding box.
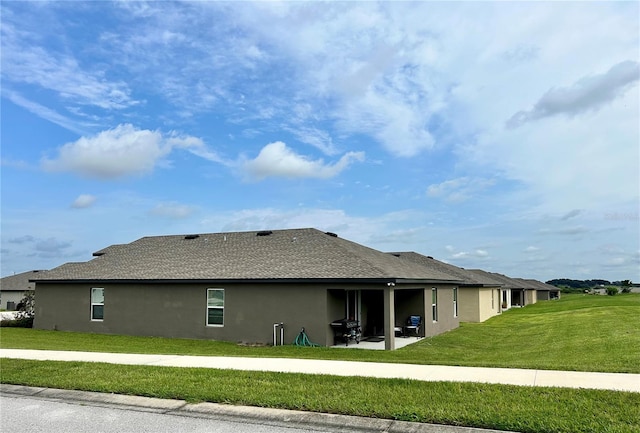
[293,327,321,347]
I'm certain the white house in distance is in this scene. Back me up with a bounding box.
[0,270,41,310]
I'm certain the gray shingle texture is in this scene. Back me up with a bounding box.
[388,252,504,286]
[33,228,462,282]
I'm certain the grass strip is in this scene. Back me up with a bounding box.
[2,358,639,433]
[2,294,639,373]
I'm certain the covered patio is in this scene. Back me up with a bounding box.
[331,335,423,350]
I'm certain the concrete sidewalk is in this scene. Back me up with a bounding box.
[1,348,639,392]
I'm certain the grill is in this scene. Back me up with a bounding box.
[330,319,361,346]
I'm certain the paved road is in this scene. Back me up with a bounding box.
[2,348,639,392]
[0,385,509,433]
[1,393,331,433]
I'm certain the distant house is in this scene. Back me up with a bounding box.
[520,279,561,301]
[388,252,504,322]
[0,270,41,310]
[31,228,463,350]
[466,270,540,308]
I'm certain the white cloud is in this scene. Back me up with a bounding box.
[2,90,89,135]
[41,124,221,179]
[444,244,490,261]
[71,194,97,209]
[524,246,540,253]
[285,126,338,155]
[1,20,139,111]
[560,209,582,221]
[507,61,640,128]
[149,202,196,219]
[242,141,364,181]
[426,177,496,202]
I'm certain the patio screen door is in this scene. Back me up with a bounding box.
[346,290,361,322]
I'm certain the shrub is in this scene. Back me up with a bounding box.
[605,286,619,296]
[0,316,34,328]
[1,291,35,328]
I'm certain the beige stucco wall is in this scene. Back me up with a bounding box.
[458,288,480,322]
[525,289,537,305]
[477,287,501,322]
[458,287,501,323]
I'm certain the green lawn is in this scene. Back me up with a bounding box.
[2,294,639,433]
[2,293,639,373]
[2,358,639,433]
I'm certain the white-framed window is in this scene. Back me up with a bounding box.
[453,287,458,317]
[91,288,104,321]
[206,288,224,326]
[431,288,438,322]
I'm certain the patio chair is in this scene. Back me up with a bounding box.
[403,315,422,337]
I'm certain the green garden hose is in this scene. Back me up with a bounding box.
[293,327,321,347]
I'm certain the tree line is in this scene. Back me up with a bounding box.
[546,279,633,289]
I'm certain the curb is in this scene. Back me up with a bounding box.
[1,384,513,433]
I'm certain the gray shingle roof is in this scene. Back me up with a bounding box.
[465,269,523,288]
[387,252,503,287]
[32,228,463,282]
[0,270,44,291]
[521,278,559,291]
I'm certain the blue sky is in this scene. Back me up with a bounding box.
[1,1,638,282]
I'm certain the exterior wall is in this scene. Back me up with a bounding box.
[537,290,550,301]
[458,288,480,322]
[0,290,31,310]
[536,290,560,301]
[458,287,501,323]
[34,281,461,348]
[525,289,537,305]
[422,284,460,337]
[477,288,501,322]
[35,282,335,346]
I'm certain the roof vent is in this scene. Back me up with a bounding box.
[427,256,434,259]
[392,253,401,257]
[325,232,338,237]
[256,230,273,236]
[184,234,200,240]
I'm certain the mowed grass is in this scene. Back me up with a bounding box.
[2,358,639,433]
[2,294,639,373]
[2,294,640,433]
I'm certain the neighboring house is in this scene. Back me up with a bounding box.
[474,272,537,307]
[0,270,41,310]
[388,252,504,322]
[466,269,514,310]
[521,279,561,300]
[31,228,464,350]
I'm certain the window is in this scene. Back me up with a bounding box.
[431,288,438,322]
[207,288,224,326]
[453,287,458,317]
[91,288,104,321]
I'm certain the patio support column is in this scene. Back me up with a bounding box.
[383,286,395,351]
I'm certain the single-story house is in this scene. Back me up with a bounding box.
[523,279,561,300]
[471,271,537,307]
[0,270,41,310]
[388,252,504,322]
[31,228,464,350]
